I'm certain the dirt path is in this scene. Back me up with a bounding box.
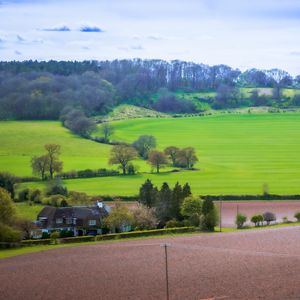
[1,226,300,299]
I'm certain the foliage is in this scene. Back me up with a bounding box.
[101,122,115,143]
[109,144,137,175]
[250,214,263,226]
[44,144,63,179]
[46,179,68,196]
[164,146,180,167]
[263,211,276,225]
[0,187,16,225]
[132,135,156,159]
[104,203,134,232]
[138,179,158,208]
[235,213,247,229]
[180,196,202,218]
[0,223,21,243]
[0,172,17,199]
[62,109,96,138]
[50,231,60,244]
[294,211,300,221]
[177,147,198,168]
[132,204,158,230]
[200,199,218,231]
[16,219,36,239]
[31,155,50,180]
[18,188,30,202]
[148,150,167,173]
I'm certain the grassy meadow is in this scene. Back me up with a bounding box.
[8,112,300,196]
[0,121,112,176]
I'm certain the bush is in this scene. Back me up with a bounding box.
[235,213,247,229]
[0,223,21,244]
[50,231,60,244]
[251,214,263,226]
[263,212,276,225]
[41,232,50,239]
[200,199,218,231]
[30,189,42,204]
[165,219,181,228]
[282,216,289,223]
[45,195,67,207]
[294,211,300,221]
[60,235,95,243]
[46,180,68,196]
[18,188,30,202]
[21,238,51,246]
[59,230,74,238]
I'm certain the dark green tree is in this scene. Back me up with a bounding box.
[0,172,17,199]
[170,182,184,220]
[139,179,158,208]
[201,199,218,231]
[156,182,172,225]
[182,183,192,198]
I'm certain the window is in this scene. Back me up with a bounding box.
[56,218,63,224]
[66,218,73,225]
[88,220,96,226]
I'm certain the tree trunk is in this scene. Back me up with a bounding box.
[156,164,159,173]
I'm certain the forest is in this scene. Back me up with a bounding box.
[0,59,300,120]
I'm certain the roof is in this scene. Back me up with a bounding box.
[37,205,109,225]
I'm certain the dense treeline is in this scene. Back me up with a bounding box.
[0,59,300,120]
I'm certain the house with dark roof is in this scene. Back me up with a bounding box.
[36,202,110,237]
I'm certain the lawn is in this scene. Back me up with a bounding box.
[0,121,112,176]
[16,112,300,196]
[15,203,44,221]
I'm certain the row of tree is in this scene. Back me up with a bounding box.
[1,59,300,120]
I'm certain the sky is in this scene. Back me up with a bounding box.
[0,0,300,75]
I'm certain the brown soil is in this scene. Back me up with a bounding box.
[1,226,300,299]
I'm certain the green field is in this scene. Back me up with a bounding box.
[10,113,300,196]
[0,121,112,176]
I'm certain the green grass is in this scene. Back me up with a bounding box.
[15,203,44,221]
[16,113,300,196]
[0,121,112,176]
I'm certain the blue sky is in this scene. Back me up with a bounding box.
[0,0,300,75]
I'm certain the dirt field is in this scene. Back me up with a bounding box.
[1,226,300,300]
[218,200,300,227]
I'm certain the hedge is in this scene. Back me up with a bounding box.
[19,227,197,246]
[96,227,197,241]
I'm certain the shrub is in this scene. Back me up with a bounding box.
[30,189,42,204]
[60,236,95,243]
[18,188,30,202]
[50,231,60,244]
[282,216,290,223]
[251,214,263,226]
[200,199,218,231]
[59,230,74,238]
[235,213,247,229]
[41,232,50,239]
[165,219,181,228]
[263,212,276,225]
[0,223,21,244]
[46,180,68,196]
[294,211,300,222]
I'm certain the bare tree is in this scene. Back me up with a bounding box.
[178,147,198,169]
[101,122,114,143]
[44,144,63,179]
[164,146,179,166]
[148,150,167,173]
[109,145,137,175]
[31,155,50,180]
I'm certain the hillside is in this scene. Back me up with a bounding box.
[15,112,300,196]
[0,121,112,176]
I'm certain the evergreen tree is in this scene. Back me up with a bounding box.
[171,182,184,220]
[156,182,172,225]
[182,183,192,198]
[201,199,218,231]
[139,179,158,208]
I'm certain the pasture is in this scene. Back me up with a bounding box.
[0,121,111,176]
[3,113,300,196]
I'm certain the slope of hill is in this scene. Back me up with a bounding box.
[0,121,112,176]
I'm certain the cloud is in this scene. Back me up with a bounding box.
[14,50,22,55]
[131,44,143,50]
[80,25,103,32]
[290,51,300,56]
[17,35,25,42]
[147,35,164,40]
[41,25,71,32]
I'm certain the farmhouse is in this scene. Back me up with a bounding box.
[36,202,110,237]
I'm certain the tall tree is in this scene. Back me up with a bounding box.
[31,155,50,180]
[132,135,156,159]
[44,144,63,179]
[0,172,16,199]
[178,147,198,168]
[139,179,158,208]
[182,183,192,198]
[171,182,184,220]
[148,150,167,173]
[109,145,137,175]
[101,122,114,143]
[155,182,173,225]
[164,146,179,167]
